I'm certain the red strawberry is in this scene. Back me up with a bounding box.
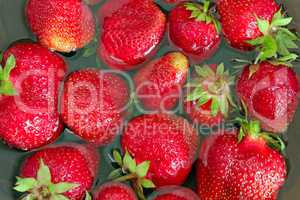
[134,52,189,112]
[14,144,99,200]
[25,0,95,52]
[98,0,166,70]
[94,182,137,200]
[236,61,299,133]
[121,114,199,187]
[61,68,129,145]
[169,1,221,61]
[0,42,67,150]
[184,63,235,126]
[217,0,279,50]
[197,120,287,199]
[150,186,199,200]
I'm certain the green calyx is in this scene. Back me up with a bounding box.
[184,1,221,34]
[247,9,299,65]
[185,63,236,117]
[108,149,155,200]
[14,159,80,200]
[0,53,17,95]
[236,118,285,152]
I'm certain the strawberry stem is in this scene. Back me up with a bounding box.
[113,173,137,182]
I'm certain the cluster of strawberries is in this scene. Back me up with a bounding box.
[0,0,299,199]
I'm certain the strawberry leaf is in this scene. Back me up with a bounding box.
[196,93,210,107]
[3,55,16,80]
[53,182,79,194]
[186,86,208,102]
[140,178,155,189]
[108,168,123,180]
[37,159,52,185]
[210,97,219,116]
[51,194,70,200]
[256,17,270,35]
[271,17,292,27]
[85,192,92,200]
[136,161,150,178]
[123,150,136,173]
[14,177,38,192]
[216,63,225,75]
[113,150,123,166]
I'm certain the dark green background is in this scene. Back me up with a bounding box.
[0,0,299,199]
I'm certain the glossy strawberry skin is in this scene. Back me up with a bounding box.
[184,99,224,126]
[20,144,98,200]
[61,68,128,145]
[217,0,279,50]
[0,42,67,150]
[94,182,137,200]
[26,0,95,52]
[236,62,299,133]
[197,130,286,200]
[151,186,199,200]
[98,0,166,70]
[121,114,199,187]
[134,52,189,111]
[169,2,221,61]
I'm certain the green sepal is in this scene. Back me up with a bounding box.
[108,168,123,180]
[37,159,52,185]
[123,150,137,173]
[184,1,221,33]
[14,177,38,192]
[210,97,220,117]
[108,149,155,200]
[14,159,77,200]
[186,63,235,117]
[53,182,79,194]
[51,194,70,200]
[186,86,206,102]
[136,161,150,178]
[140,178,155,188]
[260,133,286,152]
[0,54,16,96]
[113,150,123,166]
[235,116,285,152]
[84,191,92,200]
[248,64,260,78]
[248,9,299,64]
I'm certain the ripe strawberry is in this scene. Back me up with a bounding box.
[169,1,221,61]
[184,63,235,126]
[14,144,99,200]
[0,42,67,150]
[61,68,129,145]
[150,186,199,200]
[217,0,279,50]
[134,52,189,112]
[25,0,95,52]
[94,182,137,200]
[236,61,299,133]
[98,0,166,70]
[121,114,199,187]
[197,120,287,200]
